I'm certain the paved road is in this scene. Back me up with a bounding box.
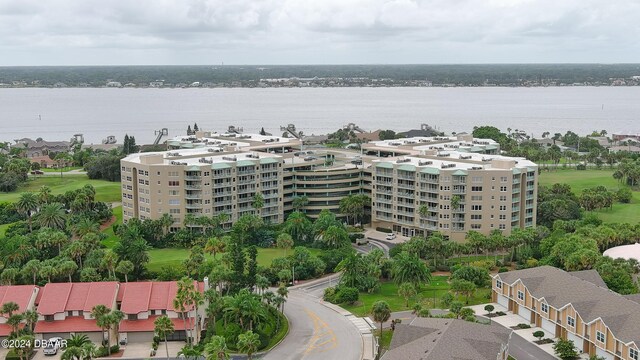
[262,288,362,360]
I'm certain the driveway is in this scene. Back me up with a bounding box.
[32,349,62,360]
[121,341,185,358]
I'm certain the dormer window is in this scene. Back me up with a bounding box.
[128,314,138,321]
[44,315,54,322]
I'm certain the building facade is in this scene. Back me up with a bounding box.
[121,132,536,239]
[493,266,640,360]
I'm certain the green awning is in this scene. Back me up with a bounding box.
[512,168,521,174]
[375,162,393,169]
[451,169,468,176]
[212,163,231,169]
[236,160,256,167]
[485,145,498,150]
[260,157,280,164]
[420,167,440,175]
[397,164,416,172]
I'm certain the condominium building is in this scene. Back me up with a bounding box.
[121,131,536,239]
[493,266,640,360]
[370,151,537,241]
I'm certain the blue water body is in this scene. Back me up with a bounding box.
[0,87,638,144]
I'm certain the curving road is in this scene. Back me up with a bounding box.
[263,282,362,360]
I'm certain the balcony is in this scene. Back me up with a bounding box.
[237,170,255,176]
[376,197,393,204]
[397,182,415,190]
[184,194,202,200]
[185,203,202,209]
[238,178,255,185]
[184,184,202,190]
[185,175,201,181]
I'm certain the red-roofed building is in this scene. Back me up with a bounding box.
[0,285,39,338]
[116,281,207,343]
[35,282,119,343]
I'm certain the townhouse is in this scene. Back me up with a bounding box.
[493,266,640,360]
[0,281,206,345]
[0,285,39,338]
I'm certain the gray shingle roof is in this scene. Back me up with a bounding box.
[383,318,511,360]
[496,266,640,346]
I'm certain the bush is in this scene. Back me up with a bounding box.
[335,286,359,304]
[516,323,531,329]
[616,187,633,203]
[533,330,545,340]
[376,227,393,233]
[498,267,509,273]
[435,264,450,272]
[496,311,507,316]
[451,266,491,288]
[323,287,337,303]
[418,309,431,318]
[576,164,587,170]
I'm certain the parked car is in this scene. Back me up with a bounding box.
[43,337,64,356]
[30,170,44,175]
[385,233,397,240]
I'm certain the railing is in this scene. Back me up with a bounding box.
[185,203,202,209]
[185,176,201,181]
[184,194,201,200]
[185,185,201,190]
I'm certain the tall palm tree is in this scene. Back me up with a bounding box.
[16,192,39,233]
[115,260,134,282]
[66,241,87,269]
[275,233,294,256]
[154,315,175,359]
[391,251,430,289]
[1,301,19,318]
[204,335,229,360]
[92,305,111,347]
[7,313,23,334]
[371,301,391,343]
[59,260,78,282]
[23,309,39,331]
[22,259,41,284]
[204,236,228,259]
[100,250,118,278]
[159,213,174,236]
[70,217,100,238]
[37,203,67,230]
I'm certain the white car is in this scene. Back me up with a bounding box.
[385,233,397,240]
[43,337,64,356]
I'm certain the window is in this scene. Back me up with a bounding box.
[499,224,506,230]
[567,316,575,327]
[471,186,483,192]
[169,199,180,206]
[499,214,506,220]
[169,190,179,196]
[541,303,548,313]
[500,186,507,192]
[496,280,502,289]
[128,314,138,321]
[169,209,181,214]
[500,195,507,201]
[472,176,483,183]
[470,224,481,229]
[517,290,524,301]
[471,205,482,211]
[45,315,54,322]
[499,205,507,211]
[169,180,180,186]
[500,176,508,182]
[630,348,638,360]
[470,214,482,220]
[596,331,605,343]
[471,195,482,201]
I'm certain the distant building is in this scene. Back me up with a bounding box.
[397,124,442,138]
[13,138,71,158]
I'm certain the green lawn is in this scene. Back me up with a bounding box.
[538,169,640,223]
[101,206,123,248]
[341,276,491,316]
[0,175,122,203]
[146,247,323,273]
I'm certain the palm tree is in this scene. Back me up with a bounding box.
[81,342,97,360]
[61,346,83,360]
[115,260,134,282]
[13,334,35,360]
[66,241,87,269]
[398,282,417,307]
[39,265,56,283]
[321,225,349,249]
[109,311,125,349]
[159,213,174,236]
[7,313,23,334]
[23,309,39,331]
[59,260,78,282]
[154,315,175,359]
[237,330,261,360]
[16,192,39,233]
[251,193,264,216]
[36,229,69,255]
[391,251,431,289]
[92,305,111,347]
[204,236,228,259]
[282,211,312,243]
[291,195,309,212]
[100,250,118,278]
[38,185,52,204]
[1,268,19,285]
[371,301,391,340]
[277,285,289,312]
[204,335,229,360]
[22,259,41,284]
[37,203,67,230]
[66,334,91,348]
[275,233,294,256]
[70,217,100,238]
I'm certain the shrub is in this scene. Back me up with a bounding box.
[616,187,633,203]
[451,266,491,287]
[323,287,337,303]
[418,309,431,318]
[576,164,587,170]
[553,338,578,360]
[435,264,450,272]
[498,267,509,273]
[496,311,507,316]
[335,286,359,304]
[376,227,393,233]
[516,323,531,329]
[484,304,495,314]
[533,330,545,340]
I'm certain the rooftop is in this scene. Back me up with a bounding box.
[37,282,118,316]
[372,152,536,172]
[383,318,511,360]
[0,285,37,317]
[117,281,202,314]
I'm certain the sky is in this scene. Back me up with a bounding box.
[0,0,639,66]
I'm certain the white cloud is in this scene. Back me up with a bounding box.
[0,0,638,65]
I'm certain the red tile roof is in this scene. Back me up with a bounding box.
[0,285,37,316]
[120,316,193,332]
[118,281,203,315]
[34,316,101,333]
[37,282,118,316]
[0,323,26,337]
